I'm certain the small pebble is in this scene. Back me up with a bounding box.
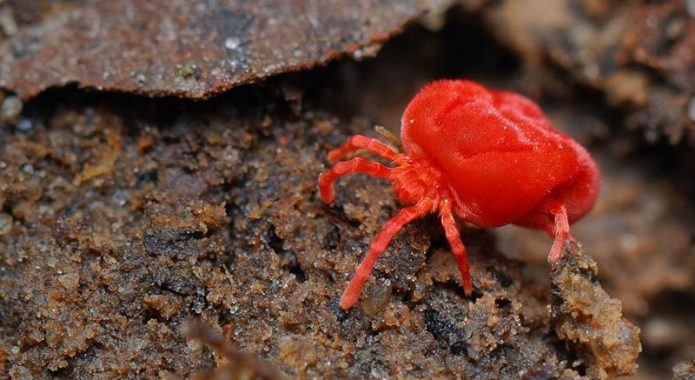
[688,96,695,122]
[224,36,241,50]
[16,118,33,132]
[0,213,13,236]
[58,273,80,290]
[0,7,18,36]
[0,96,22,120]
[360,278,392,316]
[687,0,695,17]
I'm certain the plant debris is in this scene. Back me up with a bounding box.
[184,321,288,380]
[550,245,641,378]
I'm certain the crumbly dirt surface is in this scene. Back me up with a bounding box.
[0,84,602,378]
[1,2,694,380]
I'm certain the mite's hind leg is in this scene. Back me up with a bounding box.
[440,202,472,295]
[547,203,570,262]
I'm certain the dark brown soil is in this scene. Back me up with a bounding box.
[1,2,693,379]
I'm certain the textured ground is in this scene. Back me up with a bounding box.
[1,1,693,379]
[0,81,639,379]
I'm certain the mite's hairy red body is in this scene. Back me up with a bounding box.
[319,80,600,310]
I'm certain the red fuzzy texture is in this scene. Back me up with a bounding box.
[319,80,600,310]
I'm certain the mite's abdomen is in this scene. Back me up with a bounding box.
[400,80,593,227]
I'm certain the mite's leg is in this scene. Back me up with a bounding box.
[318,158,392,203]
[340,200,431,310]
[327,135,402,162]
[440,204,472,295]
[547,203,570,262]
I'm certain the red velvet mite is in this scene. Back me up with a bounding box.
[319,80,600,310]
